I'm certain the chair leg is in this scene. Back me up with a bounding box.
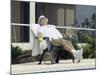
[55,50,60,63]
[39,49,56,64]
[51,51,55,64]
[72,54,75,63]
[49,50,56,64]
[38,49,47,64]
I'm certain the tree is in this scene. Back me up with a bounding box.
[79,13,96,58]
[81,13,96,28]
[79,13,96,42]
[91,13,96,28]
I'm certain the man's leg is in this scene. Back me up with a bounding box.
[65,40,75,50]
[51,39,83,63]
[60,39,83,62]
[45,37,52,52]
[51,39,74,53]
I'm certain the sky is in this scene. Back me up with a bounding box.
[76,5,96,27]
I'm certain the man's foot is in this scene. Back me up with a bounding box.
[73,48,83,63]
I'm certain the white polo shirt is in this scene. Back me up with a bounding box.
[37,25,63,41]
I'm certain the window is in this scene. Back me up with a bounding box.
[11,1,30,43]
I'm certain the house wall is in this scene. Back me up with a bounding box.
[11,1,35,50]
[11,1,76,51]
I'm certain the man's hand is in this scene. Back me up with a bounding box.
[37,32,44,42]
[38,38,44,42]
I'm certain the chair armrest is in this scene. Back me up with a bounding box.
[36,37,47,40]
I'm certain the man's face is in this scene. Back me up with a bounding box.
[40,17,48,26]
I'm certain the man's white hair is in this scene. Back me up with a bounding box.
[38,15,48,24]
[39,15,45,19]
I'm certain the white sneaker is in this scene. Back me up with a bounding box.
[73,48,83,63]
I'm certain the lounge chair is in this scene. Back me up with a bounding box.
[31,24,75,64]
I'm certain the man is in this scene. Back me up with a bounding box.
[37,15,83,64]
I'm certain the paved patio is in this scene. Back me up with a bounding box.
[11,59,96,74]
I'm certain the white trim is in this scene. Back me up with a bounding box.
[11,0,96,6]
[11,23,30,26]
[56,26,96,31]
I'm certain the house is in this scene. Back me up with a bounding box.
[11,0,76,52]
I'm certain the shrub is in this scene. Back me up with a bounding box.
[11,45,22,63]
[70,35,80,50]
[82,35,96,58]
[83,44,96,58]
